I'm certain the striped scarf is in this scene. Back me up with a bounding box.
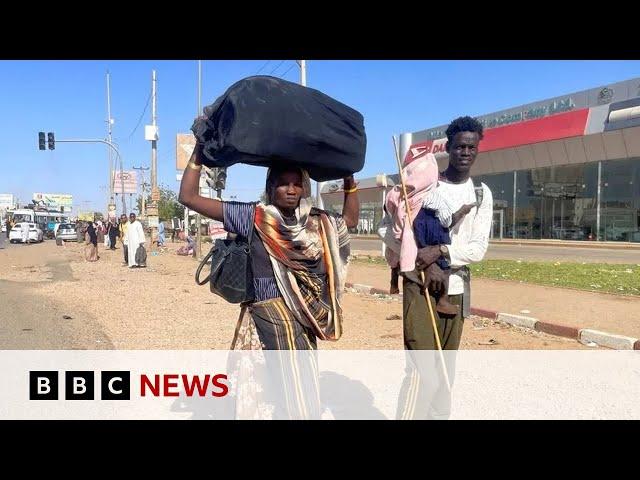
[254,198,350,341]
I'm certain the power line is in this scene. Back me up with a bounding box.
[269,60,286,75]
[255,60,271,75]
[125,91,152,141]
[280,63,296,78]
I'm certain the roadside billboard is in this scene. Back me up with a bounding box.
[32,193,73,210]
[176,133,196,170]
[0,193,14,210]
[113,171,138,195]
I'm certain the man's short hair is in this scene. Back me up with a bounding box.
[445,116,484,145]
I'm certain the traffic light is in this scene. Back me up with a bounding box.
[205,167,227,191]
[38,132,46,150]
[205,167,216,189]
[47,132,55,150]
[215,167,227,191]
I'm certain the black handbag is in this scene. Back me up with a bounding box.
[195,207,255,304]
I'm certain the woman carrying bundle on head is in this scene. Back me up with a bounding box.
[179,141,359,351]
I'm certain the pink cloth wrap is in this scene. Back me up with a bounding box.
[384,153,439,272]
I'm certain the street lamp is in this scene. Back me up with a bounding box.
[36,135,126,215]
[294,60,324,209]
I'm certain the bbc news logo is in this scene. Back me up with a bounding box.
[29,371,130,400]
[29,371,229,400]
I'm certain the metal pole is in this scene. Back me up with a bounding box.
[141,182,146,215]
[512,171,517,239]
[183,204,189,244]
[133,166,149,216]
[596,160,602,241]
[551,198,555,238]
[149,70,158,250]
[398,132,413,167]
[54,138,122,164]
[119,153,126,215]
[106,71,114,209]
[381,185,386,257]
[183,83,189,245]
[298,60,324,209]
[299,60,306,86]
[53,136,124,218]
[151,70,157,189]
[195,60,202,259]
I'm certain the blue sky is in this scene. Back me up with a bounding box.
[1,60,639,214]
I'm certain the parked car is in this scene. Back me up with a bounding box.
[9,222,44,243]
[55,223,78,242]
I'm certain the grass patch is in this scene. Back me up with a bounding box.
[351,255,389,266]
[470,260,640,296]
[351,256,640,296]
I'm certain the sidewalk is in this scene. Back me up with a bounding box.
[350,235,640,250]
[488,239,640,250]
[346,262,640,341]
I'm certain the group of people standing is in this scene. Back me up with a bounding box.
[82,213,147,268]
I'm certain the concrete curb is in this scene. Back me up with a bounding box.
[344,282,640,350]
[579,329,638,350]
[496,313,538,329]
[535,321,581,339]
[469,307,498,320]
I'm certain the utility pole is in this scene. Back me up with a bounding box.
[195,60,203,259]
[140,181,147,215]
[298,59,306,86]
[151,70,157,191]
[297,60,323,208]
[117,152,126,215]
[133,165,150,216]
[146,70,159,251]
[106,71,115,216]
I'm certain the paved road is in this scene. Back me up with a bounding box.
[351,238,640,264]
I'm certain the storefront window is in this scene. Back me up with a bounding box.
[486,164,598,240]
[475,172,514,239]
[601,157,640,242]
[322,188,386,235]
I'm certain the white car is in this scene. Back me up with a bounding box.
[55,223,78,242]
[9,222,44,243]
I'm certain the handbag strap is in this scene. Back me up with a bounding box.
[195,245,215,285]
[247,202,256,244]
[194,202,257,287]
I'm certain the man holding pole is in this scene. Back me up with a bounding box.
[397,116,493,419]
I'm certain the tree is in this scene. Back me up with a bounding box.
[136,184,184,221]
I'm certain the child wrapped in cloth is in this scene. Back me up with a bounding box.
[382,153,476,315]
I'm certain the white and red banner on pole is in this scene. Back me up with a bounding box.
[113,171,138,195]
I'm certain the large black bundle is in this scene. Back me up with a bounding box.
[191,75,366,181]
